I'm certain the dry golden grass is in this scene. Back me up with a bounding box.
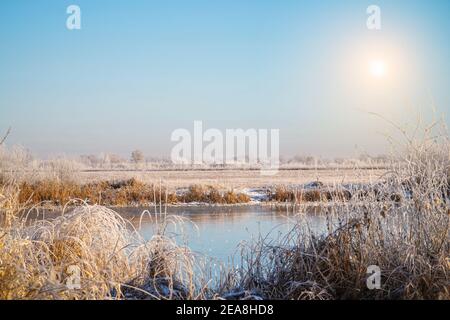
[0,204,212,300]
[179,185,250,204]
[17,178,166,207]
[15,179,251,207]
[271,185,354,204]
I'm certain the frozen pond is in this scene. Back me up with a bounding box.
[116,205,330,264]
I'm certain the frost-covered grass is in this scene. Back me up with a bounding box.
[220,121,449,299]
[0,204,214,299]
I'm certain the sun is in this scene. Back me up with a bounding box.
[369,60,387,78]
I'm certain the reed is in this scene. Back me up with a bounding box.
[221,120,450,300]
[0,203,213,299]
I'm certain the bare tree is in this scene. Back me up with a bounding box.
[108,153,124,164]
[131,150,145,164]
[0,127,11,146]
[80,154,101,168]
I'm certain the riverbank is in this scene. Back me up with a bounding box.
[13,178,388,209]
[8,167,388,209]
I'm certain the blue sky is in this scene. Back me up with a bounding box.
[0,0,449,157]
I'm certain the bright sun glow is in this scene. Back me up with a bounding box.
[369,60,387,78]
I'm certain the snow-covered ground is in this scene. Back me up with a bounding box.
[78,168,385,190]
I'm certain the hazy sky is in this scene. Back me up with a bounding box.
[0,0,449,158]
